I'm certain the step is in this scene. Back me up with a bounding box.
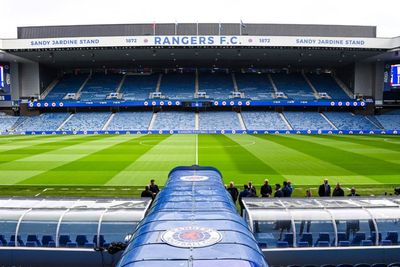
[320,113,338,130]
[280,113,293,130]
[237,112,247,130]
[102,113,115,130]
[268,74,278,93]
[57,113,74,131]
[148,112,157,130]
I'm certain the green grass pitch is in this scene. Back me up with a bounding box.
[0,134,399,197]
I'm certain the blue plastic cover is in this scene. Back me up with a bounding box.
[117,166,268,267]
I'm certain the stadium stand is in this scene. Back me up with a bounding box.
[271,73,316,100]
[61,112,110,131]
[14,113,70,131]
[235,73,275,100]
[120,74,158,100]
[241,111,289,130]
[284,111,334,130]
[198,72,234,99]
[79,74,121,101]
[199,111,242,130]
[153,111,195,130]
[375,113,400,130]
[307,73,352,100]
[44,74,87,101]
[0,115,19,132]
[107,112,152,131]
[160,72,195,99]
[324,112,379,130]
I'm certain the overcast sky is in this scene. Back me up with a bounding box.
[2,0,399,38]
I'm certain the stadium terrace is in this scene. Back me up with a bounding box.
[0,22,399,267]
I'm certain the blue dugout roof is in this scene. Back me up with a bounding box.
[117,166,268,267]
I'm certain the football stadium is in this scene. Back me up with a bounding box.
[0,21,400,267]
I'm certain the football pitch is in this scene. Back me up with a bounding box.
[0,134,399,197]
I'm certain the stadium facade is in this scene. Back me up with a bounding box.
[0,22,400,266]
[0,23,400,135]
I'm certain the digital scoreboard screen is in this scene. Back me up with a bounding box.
[391,64,400,87]
[0,65,4,88]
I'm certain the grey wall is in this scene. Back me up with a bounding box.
[354,62,374,97]
[0,248,121,267]
[39,65,58,94]
[10,62,20,100]
[373,62,384,101]
[17,23,377,38]
[263,247,400,266]
[354,62,385,99]
[19,62,40,98]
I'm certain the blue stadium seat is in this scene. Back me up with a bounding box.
[48,241,56,247]
[316,241,330,247]
[59,235,71,247]
[388,263,400,267]
[93,235,106,247]
[299,233,313,247]
[336,264,353,267]
[351,232,366,246]
[27,234,41,246]
[283,233,294,247]
[10,235,24,246]
[76,235,88,247]
[66,242,78,248]
[354,264,370,267]
[0,235,7,246]
[361,240,373,246]
[84,242,95,248]
[369,232,382,244]
[338,241,351,247]
[315,232,330,246]
[385,232,398,245]
[321,265,336,267]
[297,241,309,247]
[381,240,392,246]
[332,232,348,246]
[25,241,37,247]
[42,235,54,247]
[276,241,289,248]
[371,264,387,267]
[7,241,16,246]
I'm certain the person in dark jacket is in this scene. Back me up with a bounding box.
[149,179,160,196]
[347,187,360,197]
[238,184,251,216]
[141,186,154,198]
[227,181,239,203]
[274,184,284,198]
[282,181,292,197]
[318,179,331,197]
[332,183,345,197]
[260,179,273,197]
[248,181,257,197]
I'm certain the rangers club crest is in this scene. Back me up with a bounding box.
[162,226,222,248]
[180,175,209,181]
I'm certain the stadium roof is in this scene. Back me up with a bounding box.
[0,23,399,68]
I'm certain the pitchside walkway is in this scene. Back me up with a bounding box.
[117,165,268,267]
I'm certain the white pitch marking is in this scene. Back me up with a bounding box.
[195,134,199,165]
[35,188,48,197]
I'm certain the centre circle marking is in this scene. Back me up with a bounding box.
[162,226,222,248]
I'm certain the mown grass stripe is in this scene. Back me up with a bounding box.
[199,134,283,183]
[315,135,400,154]
[0,135,138,185]
[106,134,195,186]
[229,134,373,186]
[0,134,98,164]
[257,135,399,182]
[18,134,168,185]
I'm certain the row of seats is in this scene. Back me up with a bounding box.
[43,72,350,101]
[0,234,109,248]
[274,263,400,267]
[3,111,400,132]
[261,231,398,248]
